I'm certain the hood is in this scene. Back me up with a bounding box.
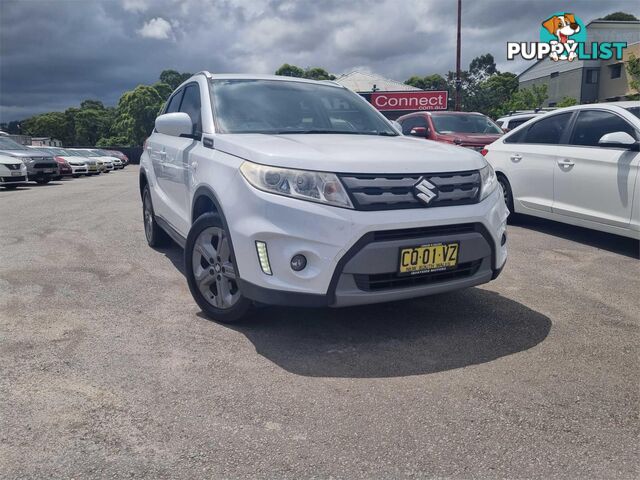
[0,155,24,165]
[213,134,486,174]
[0,148,50,159]
[435,132,502,146]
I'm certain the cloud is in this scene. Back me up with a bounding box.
[137,17,173,39]
[1,0,638,122]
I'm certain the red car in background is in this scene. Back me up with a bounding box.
[397,111,503,151]
[105,149,128,166]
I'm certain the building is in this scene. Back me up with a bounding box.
[31,137,62,147]
[335,70,448,119]
[518,20,640,106]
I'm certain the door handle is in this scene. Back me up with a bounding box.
[510,154,522,162]
[557,159,574,167]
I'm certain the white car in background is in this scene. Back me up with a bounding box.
[495,110,550,132]
[32,146,88,177]
[72,149,113,172]
[89,149,123,169]
[0,153,28,189]
[484,102,640,239]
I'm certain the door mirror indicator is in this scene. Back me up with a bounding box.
[155,112,194,138]
[598,131,638,150]
[410,126,428,138]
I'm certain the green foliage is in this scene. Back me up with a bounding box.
[556,97,578,108]
[275,64,336,80]
[405,74,448,90]
[599,12,638,21]
[109,85,165,147]
[96,135,129,147]
[505,84,549,112]
[152,82,173,101]
[626,54,640,94]
[21,112,73,144]
[159,69,193,90]
[468,53,498,83]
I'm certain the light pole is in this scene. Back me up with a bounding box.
[455,0,462,111]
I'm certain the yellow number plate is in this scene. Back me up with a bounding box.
[399,242,459,275]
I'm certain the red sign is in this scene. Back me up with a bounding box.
[370,91,448,111]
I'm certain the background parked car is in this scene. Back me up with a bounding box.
[35,146,89,177]
[64,149,98,175]
[80,149,115,171]
[397,111,503,151]
[104,149,128,166]
[496,110,551,132]
[483,102,639,239]
[0,137,58,184]
[0,153,28,189]
[29,146,73,179]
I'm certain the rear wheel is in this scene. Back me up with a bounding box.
[73,174,80,178]
[185,213,252,323]
[2,185,18,190]
[142,186,170,247]
[35,179,51,185]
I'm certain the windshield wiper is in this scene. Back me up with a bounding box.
[272,129,397,136]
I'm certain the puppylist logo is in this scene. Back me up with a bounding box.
[508,12,628,62]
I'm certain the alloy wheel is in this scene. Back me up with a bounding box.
[191,226,240,309]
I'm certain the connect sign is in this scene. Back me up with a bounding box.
[370,91,448,111]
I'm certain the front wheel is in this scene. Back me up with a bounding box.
[185,213,252,323]
[35,179,51,185]
[2,185,18,190]
[497,174,514,218]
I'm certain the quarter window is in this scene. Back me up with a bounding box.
[569,110,637,147]
[522,112,573,144]
[179,84,203,135]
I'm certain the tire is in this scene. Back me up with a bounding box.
[497,174,514,218]
[142,186,170,248]
[185,213,252,323]
[73,174,80,178]
[2,185,18,190]
[35,179,50,185]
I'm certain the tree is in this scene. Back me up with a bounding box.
[275,63,305,78]
[405,74,448,90]
[626,53,640,97]
[80,99,105,110]
[275,64,336,80]
[159,69,193,90]
[477,72,519,117]
[556,97,578,107]
[20,112,73,144]
[152,82,173,101]
[468,53,497,84]
[505,84,549,111]
[599,12,638,21]
[108,85,165,146]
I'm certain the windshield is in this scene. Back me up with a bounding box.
[431,113,503,134]
[0,137,28,150]
[78,150,99,157]
[625,106,640,119]
[210,79,397,136]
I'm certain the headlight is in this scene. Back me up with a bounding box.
[240,161,353,209]
[479,163,498,201]
[20,157,33,163]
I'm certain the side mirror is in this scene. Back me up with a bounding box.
[155,112,194,138]
[410,126,428,138]
[598,131,639,150]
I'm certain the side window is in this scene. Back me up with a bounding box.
[164,90,183,114]
[523,112,573,144]
[400,116,428,135]
[179,84,203,135]
[569,110,637,147]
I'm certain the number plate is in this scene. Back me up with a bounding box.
[44,169,53,173]
[398,242,459,275]
[11,171,21,176]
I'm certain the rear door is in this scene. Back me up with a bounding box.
[495,112,574,213]
[158,82,203,234]
[553,108,640,227]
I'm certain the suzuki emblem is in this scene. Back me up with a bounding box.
[414,178,438,205]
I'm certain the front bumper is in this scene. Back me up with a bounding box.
[0,174,27,184]
[222,171,508,307]
[26,168,57,180]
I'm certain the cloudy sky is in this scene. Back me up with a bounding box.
[1,0,637,122]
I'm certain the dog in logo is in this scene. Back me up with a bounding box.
[542,13,581,61]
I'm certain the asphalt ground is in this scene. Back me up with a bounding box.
[1,167,638,479]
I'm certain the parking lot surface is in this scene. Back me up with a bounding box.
[1,167,638,479]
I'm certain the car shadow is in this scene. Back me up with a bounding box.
[511,215,639,259]
[202,288,551,378]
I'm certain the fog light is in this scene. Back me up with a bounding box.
[290,254,307,271]
[255,241,272,275]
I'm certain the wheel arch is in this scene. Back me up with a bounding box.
[139,169,149,199]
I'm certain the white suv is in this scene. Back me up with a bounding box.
[140,73,508,322]
[485,102,639,239]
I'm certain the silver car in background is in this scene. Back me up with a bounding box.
[0,137,58,184]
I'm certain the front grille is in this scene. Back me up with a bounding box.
[339,170,480,211]
[1,175,26,182]
[354,259,482,291]
[5,163,21,170]
[34,163,57,169]
[373,223,478,242]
